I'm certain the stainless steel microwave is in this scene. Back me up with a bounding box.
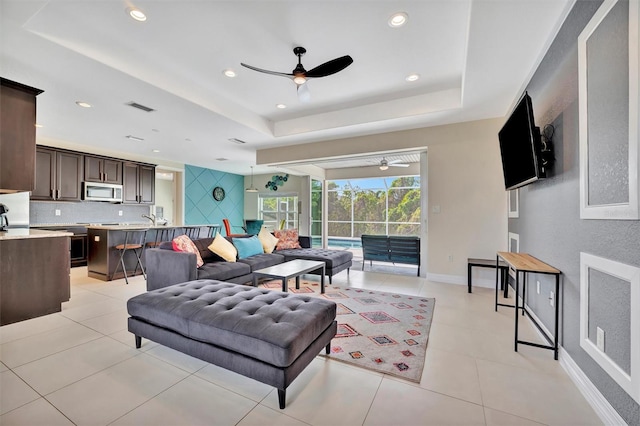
[82,182,123,202]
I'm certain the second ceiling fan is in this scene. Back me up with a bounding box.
[379,157,410,170]
[241,46,353,102]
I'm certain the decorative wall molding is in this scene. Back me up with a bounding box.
[508,189,519,218]
[508,232,520,253]
[559,348,628,426]
[579,0,640,219]
[580,252,640,403]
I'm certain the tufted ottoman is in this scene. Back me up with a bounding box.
[127,280,337,409]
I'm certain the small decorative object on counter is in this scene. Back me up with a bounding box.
[265,174,289,191]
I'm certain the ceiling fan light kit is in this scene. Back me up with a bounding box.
[241,46,353,102]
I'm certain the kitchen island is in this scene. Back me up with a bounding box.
[87,224,219,281]
[0,229,72,325]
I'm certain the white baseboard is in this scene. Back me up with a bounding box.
[519,297,627,425]
[426,273,465,285]
[559,348,627,425]
[425,273,496,290]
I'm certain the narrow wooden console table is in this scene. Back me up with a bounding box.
[496,252,562,360]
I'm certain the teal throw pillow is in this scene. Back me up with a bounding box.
[233,235,264,259]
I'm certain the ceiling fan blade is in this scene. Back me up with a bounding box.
[389,163,410,167]
[240,63,293,78]
[305,55,353,78]
[297,83,311,103]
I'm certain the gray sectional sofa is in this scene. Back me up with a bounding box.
[145,235,353,291]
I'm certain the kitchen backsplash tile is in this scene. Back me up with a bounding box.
[30,201,150,225]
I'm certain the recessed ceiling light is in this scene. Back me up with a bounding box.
[223,69,237,78]
[76,101,92,108]
[127,7,146,22]
[388,12,408,28]
[185,138,191,142]
[152,149,160,153]
[276,104,287,109]
[405,73,420,82]
[152,128,159,132]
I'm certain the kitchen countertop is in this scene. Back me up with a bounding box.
[0,229,73,240]
[86,224,219,230]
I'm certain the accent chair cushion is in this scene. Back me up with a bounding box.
[258,226,280,253]
[208,233,238,262]
[274,228,302,250]
[233,235,264,259]
[172,235,204,267]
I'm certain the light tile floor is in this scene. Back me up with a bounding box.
[0,267,601,426]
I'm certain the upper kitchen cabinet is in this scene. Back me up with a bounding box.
[84,155,122,184]
[32,147,83,201]
[123,162,155,204]
[0,78,43,193]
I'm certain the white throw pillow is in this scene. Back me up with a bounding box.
[258,226,279,254]
[207,233,237,262]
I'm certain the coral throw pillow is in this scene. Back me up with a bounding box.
[207,233,238,262]
[258,226,279,254]
[273,228,302,250]
[172,235,204,268]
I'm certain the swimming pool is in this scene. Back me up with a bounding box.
[311,237,362,249]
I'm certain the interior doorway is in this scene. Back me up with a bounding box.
[154,169,178,225]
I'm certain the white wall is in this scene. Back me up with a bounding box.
[244,173,310,235]
[427,136,507,279]
[154,174,175,225]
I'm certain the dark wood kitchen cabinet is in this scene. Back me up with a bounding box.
[32,147,83,201]
[84,155,122,184]
[123,162,155,204]
[0,78,43,193]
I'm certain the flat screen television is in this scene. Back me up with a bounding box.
[498,92,545,190]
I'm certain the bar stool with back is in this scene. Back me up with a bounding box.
[113,228,149,285]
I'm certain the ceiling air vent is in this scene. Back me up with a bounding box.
[126,101,156,112]
[228,138,246,144]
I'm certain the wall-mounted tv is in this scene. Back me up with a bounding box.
[498,92,546,191]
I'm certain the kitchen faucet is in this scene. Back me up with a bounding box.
[142,214,156,225]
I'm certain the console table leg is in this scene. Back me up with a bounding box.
[514,271,520,352]
[554,274,560,360]
[494,256,499,311]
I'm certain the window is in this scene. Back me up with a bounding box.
[259,194,298,230]
[315,176,420,242]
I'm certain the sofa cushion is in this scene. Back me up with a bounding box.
[274,229,302,250]
[196,261,251,281]
[127,280,337,368]
[233,235,264,259]
[238,252,285,272]
[258,227,279,254]
[277,248,353,269]
[208,234,237,262]
[191,237,221,262]
[172,235,204,267]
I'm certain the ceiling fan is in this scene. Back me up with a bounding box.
[379,157,410,170]
[241,47,353,102]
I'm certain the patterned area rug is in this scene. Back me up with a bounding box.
[259,280,435,383]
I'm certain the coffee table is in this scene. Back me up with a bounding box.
[252,259,326,293]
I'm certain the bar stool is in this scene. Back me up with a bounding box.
[184,226,202,240]
[146,227,176,249]
[113,228,148,284]
[206,224,221,238]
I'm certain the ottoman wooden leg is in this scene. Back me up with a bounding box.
[135,335,142,349]
[278,389,286,409]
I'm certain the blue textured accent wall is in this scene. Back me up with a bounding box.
[184,164,244,226]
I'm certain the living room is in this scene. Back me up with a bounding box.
[1,0,638,425]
